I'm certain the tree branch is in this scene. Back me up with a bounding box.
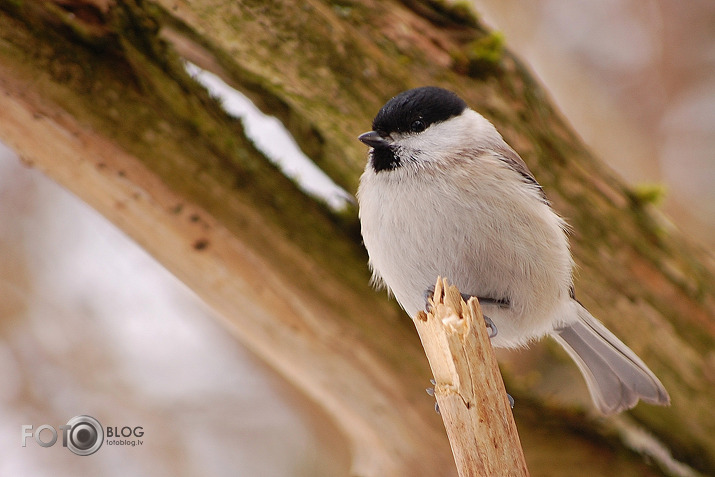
[416,278,529,477]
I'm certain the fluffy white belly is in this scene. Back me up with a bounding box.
[358,163,574,348]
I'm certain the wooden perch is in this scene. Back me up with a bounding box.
[414,277,529,477]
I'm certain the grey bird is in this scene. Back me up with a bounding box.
[357,86,670,414]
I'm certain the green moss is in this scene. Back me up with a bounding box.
[153,1,372,193]
[470,30,505,62]
[465,31,505,77]
[629,182,667,206]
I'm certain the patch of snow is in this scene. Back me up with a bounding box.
[184,61,353,211]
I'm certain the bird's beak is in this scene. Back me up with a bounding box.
[358,131,390,148]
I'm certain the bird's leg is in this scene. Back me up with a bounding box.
[461,294,510,309]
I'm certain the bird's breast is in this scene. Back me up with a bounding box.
[357,161,573,345]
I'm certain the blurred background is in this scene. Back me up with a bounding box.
[0,142,348,476]
[477,0,715,250]
[2,0,713,475]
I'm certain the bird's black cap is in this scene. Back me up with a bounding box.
[372,87,467,135]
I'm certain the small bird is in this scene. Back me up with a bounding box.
[356,86,670,414]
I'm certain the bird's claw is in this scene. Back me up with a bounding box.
[423,287,435,313]
[484,315,498,339]
[426,378,436,397]
[426,379,440,414]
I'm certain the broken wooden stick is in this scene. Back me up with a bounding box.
[414,277,529,477]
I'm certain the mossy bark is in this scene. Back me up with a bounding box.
[1,1,713,475]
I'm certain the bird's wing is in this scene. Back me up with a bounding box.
[493,144,549,204]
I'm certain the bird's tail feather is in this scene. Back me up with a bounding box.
[551,304,670,414]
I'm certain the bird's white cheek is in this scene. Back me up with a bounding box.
[396,122,477,164]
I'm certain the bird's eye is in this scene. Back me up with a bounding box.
[410,120,426,133]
